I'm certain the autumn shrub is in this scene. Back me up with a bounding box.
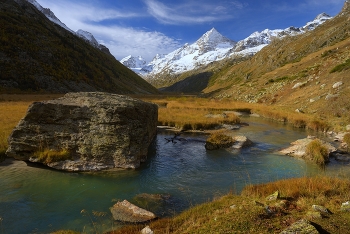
[305,139,329,165]
[205,131,235,150]
[307,119,329,132]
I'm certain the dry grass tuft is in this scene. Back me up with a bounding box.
[305,139,329,165]
[241,176,350,203]
[32,148,71,164]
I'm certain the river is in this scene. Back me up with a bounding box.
[0,116,349,233]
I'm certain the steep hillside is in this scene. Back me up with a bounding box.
[203,1,350,125]
[0,0,158,94]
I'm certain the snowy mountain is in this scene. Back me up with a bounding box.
[122,13,331,79]
[120,56,148,74]
[27,0,110,54]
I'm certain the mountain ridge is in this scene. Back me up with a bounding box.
[27,0,113,56]
[0,0,158,94]
[121,13,332,88]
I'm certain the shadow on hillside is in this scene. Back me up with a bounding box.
[159,72,213,94]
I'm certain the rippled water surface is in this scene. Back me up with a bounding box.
[1,117,349,233]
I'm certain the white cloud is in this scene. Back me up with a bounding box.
[144,0,244,25]
[34,0,181,62]
[86,25,182,61]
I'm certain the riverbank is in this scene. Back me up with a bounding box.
[107,176,350,234]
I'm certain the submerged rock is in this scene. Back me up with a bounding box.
[110,200,156,223]
[232,135,253,149]
[6,92,158,171]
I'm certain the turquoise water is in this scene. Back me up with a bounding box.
[0,117,349,233]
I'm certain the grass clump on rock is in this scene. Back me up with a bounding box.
[205,131,235,150]
[33,148,71,164]
[305,139,329,165]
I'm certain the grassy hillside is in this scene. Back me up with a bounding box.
[0,0,158,94]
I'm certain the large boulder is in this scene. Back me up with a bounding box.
[6,92,158,171]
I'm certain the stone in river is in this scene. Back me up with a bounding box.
[6,92,158,171]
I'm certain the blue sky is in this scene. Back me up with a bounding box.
[35,0,345,62]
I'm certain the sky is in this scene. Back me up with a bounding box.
[35,0,345,62]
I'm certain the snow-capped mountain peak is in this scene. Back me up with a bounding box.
[123,13,332,80]
[196,28,236,54]
[120,55,147,68]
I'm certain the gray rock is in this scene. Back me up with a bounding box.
[232,135,253,149]
[266,191,280,201]
[280,219,319,234]
[141,226,154,234]
[279,137,336,162]
[6,92,158,171]
[325,93,339,100]
[341,201,350,212]
[110,200,156,223]
[312,205,330,214]
[346,125,350,131]
[332,81,343,89]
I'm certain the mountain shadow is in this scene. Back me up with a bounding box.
[159,72,213,94]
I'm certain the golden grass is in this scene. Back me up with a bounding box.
[33,148,71,164]
[205,131,234,149]
[305,139,329,165]
[143,96,332,132]
[111,176,350,234]
[0,94,62,159]
[0,101,32,157]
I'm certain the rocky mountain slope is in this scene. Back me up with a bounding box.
[0,0,158,94]
[121,13,331,88]
[27,0,112,55]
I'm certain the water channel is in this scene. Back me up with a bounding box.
[1,116,349,233]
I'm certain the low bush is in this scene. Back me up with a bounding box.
[205,131,235,150]
[305,139,329,165]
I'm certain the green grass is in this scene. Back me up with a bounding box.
[330,59,350,73]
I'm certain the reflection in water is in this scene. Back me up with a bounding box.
[0,117,349,233]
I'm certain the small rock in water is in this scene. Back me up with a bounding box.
[110,200,156,223]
